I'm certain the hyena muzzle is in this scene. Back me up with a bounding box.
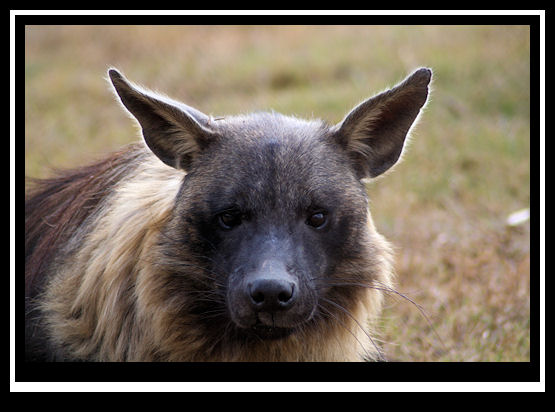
[24,67,431,361]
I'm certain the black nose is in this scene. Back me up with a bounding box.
[249,278,296,312]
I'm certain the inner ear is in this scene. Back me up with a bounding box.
[334,68,432,179]
[108,69,218,171]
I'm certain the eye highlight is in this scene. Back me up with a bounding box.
[306,211,327,229]
[217,211,242,230]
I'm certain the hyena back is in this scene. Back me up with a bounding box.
[25,68,431,361]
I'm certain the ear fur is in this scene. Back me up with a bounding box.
[108,68,217,171]
[334,67,432,179]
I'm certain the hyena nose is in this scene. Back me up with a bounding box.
[248,278,297,312]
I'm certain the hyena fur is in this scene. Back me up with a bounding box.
[24,67,431,361]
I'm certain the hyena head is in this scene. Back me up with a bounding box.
[109,68,431,359]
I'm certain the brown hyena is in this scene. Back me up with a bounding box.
[24,67,431,361]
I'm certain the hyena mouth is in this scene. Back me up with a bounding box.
[250,322,294,340]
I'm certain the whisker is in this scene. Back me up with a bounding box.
[319,297,386,361]
[370,280,447,352]
[317,303,374,361]
[314,277,447,353]
[197,308,228,320]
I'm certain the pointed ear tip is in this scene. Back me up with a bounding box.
[107,68,124,84]
[411,67,433,86]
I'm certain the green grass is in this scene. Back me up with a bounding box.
[24,25,530,362]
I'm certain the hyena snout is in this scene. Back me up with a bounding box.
[228,251,316,335]
[247,260,298,313]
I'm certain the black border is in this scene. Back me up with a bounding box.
[15,11,541,385]
[18,360,538,383]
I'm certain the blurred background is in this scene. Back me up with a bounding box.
[24,25,530,362]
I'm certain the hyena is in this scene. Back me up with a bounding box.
[25,67,431,361]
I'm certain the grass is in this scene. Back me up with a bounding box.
[24,24,531,362]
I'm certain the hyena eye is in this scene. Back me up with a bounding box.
[306,211,327,229]
[217,211,242,230]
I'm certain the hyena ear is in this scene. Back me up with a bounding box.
[333,68,432,179]
[108,68,217,171]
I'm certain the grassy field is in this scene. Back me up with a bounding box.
[24,25,531,362]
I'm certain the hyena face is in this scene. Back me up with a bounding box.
[170,114,371,340]
[109,68,431,352]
